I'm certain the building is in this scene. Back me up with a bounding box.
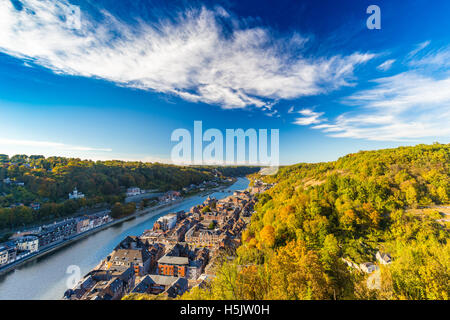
[159,191,181,202]
[0,242,17,265]
[126,187,141,197]
[376,251,392,265]
[154,213,178,231]
[185,224,226,248]
[29,202,40,211]
[158,255,189,277]
[35,219,78,247]
[15,235,39,253]
[108,248,151,276]
[69,187,85,200]
[64,266,135,300]
[0,246,8,266]
[359,262,379,273]
[76,218,91,233]
[132,274,188,298]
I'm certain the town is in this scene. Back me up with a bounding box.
[63,180,274,300]
[0,185,191,272]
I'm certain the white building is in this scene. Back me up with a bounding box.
[0,246,8,266]
[16,236,39,253]
[376,251,392,265]
[126,187,141,197]
[69,188,85,200]
[156,213,178,230]
[359,262,379,273]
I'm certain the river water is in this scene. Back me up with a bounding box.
[0,177,249,300]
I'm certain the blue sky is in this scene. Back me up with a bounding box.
[0,0,449,165]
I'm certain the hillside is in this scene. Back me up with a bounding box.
[0,154,259,231]
[183,143,449,300]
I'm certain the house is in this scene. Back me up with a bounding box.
[154,213,178,231]
[108,248,151,276]
[0,246,8,266]
[126,187,141,197]
[69,187,85,200]
[15,235,39,253]
[0,242,17,264]
[376,251,392,265]
[158,255,189,277]
[359,262,379,273]
[30,202,40,211]
[76,218,91,233]
[65,266,135,300]
[132,274,188,298]
[35,219,78,247]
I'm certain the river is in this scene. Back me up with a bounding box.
[0,177,249,300]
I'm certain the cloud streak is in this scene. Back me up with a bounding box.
[293,109,325,125]
[311,71,450,141]
[0,0,374,109]
[0,138,112,152]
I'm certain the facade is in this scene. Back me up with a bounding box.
[16,235,39,253]
[155,213,177,231]
[158,255,189,277]
[126,187,141,197]
[185,225,226,248]
[36,219,78,247]
[0,246,8,266]
[108,248,151,276]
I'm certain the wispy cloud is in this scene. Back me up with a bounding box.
[408,40,431,58]
[0,0,374,109]
[311,71,450,141]
[293,108,325,126]
[0,138,112,152]
[377,59,395,71]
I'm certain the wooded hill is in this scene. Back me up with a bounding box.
[0,154,259,231]
[183,143,449,300]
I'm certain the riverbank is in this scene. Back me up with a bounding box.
[0,177,249,299]
[0,179,236,276]
[0,198,184,276]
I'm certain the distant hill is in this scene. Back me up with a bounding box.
[0,154,259,231]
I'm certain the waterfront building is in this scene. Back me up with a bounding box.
[0,246,8,266]
[154,213,178,231]
[108,248,151,276]
[35,219,78,247]
[15,235,39,253]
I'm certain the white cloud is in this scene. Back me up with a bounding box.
[377,59,395,71]
[408,40,431,57]
[0,138,112,152]
[0,0,374,109]
[293,108,325,125]
[311,71,450,141]
[410,45,450,68]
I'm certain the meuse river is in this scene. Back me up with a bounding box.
[0,177,249,300]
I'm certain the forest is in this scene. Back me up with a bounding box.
[0,154,259,231]
[181,143,449,300]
